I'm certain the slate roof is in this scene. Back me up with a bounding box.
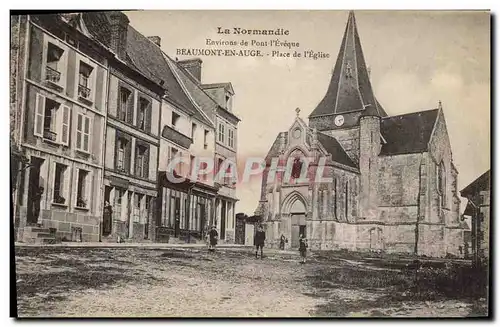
[317,133,358,169]
[265,132,285,163]
[310,11,387,118]
[81,12,112,47]
[165,55,220,125]
[380,109,439,156]
[81,12,214,127]
[460,170,491,197]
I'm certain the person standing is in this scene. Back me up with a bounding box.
[299,234,308,264]
[208,226,218,252]
[254,225,266,259]
[103,201,113,236]
[32,186,44,225]
[279,234,286,250]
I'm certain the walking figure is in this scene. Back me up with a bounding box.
[254,225,266,259]
[279,234,286,250]
[208,226,218,252]
[299,234,308,264]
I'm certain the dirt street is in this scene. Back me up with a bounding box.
[14,246,487,317]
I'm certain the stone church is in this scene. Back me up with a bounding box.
[255,11,465,257]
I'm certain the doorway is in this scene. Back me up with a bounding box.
[102,186,112,236]
[288,198,307,248]
[26,157,44,226]
[291,214,306,248]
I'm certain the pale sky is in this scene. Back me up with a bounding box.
[126,10,490,215]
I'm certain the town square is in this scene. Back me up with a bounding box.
[10,10,490,318]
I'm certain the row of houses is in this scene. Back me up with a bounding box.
[10,12,240,243]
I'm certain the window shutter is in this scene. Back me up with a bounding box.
[143,144,150,179]
[114,133,119,170]
[117,86,122,120]
[127,91,135,125]
[60,105,70,146]
[50,162,57,203]
[135,145,140,177]
[125,137,132,173]
[62,166,69,205]
[83,116,90,152]
[76,114,83,150]
[34,94,45,137]
[145,102,152,133]
[85,171,94,209]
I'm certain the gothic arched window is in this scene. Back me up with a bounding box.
[291,157,303,179]
[437,161,446,207]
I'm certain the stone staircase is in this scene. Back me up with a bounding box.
[22,226,59,245]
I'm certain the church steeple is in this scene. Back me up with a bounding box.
[309,11,387,118]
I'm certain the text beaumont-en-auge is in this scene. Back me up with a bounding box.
[175,48,330,60]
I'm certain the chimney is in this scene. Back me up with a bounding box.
[147,36,161,47]
[108,11,130,60]
[177,58,202,83]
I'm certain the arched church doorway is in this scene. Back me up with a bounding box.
[290,199,306,248]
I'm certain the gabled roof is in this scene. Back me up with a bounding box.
[460,170,491,197]
[380,109,439,156]
[164,55,219,126]
[317,133,358,168]
[81,12,214,127]
[125,26,213,124]
[265,132,286,163]
[309,11,387,118]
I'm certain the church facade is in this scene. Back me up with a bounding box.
[255,12,465,258]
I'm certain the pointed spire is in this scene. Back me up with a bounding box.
[309,11,388,119]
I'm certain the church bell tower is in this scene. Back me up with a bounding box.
[308,11,388,132]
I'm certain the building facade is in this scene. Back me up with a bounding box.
[156,55,219,243]
[12,14,110,242]
[255,11,464,257]
[99,13,161,242]
[202,82,239,243]
[11,11,240,244]
[460,170,490,264]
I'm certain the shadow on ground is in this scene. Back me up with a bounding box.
[307,250,489,317]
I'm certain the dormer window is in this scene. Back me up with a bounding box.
[46,43,64,84]
[225,93,233,111]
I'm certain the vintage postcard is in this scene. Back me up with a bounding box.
[10,10,490,318]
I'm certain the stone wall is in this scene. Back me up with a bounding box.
[264,219,418,255]
[39,208,100,242]
[377,153,422,225]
